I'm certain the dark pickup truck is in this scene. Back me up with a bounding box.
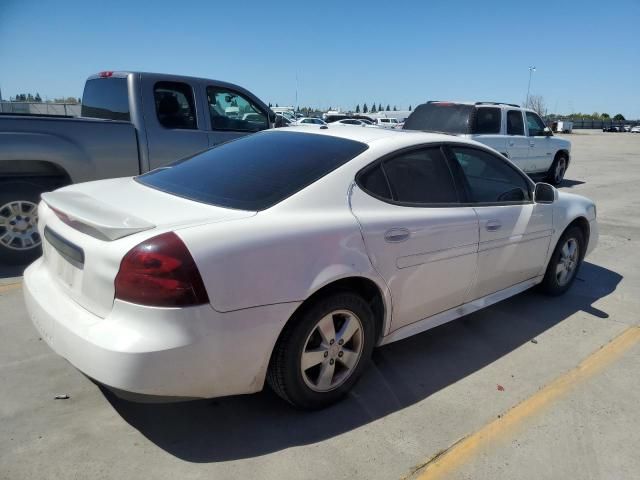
[0,71,275,263]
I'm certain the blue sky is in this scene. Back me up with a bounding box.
[1,0,638,116]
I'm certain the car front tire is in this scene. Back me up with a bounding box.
[539,226,585,296]
[267,292,376,409]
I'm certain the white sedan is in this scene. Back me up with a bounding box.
[24,125,598,409]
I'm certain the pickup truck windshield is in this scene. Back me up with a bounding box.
[81,78,130,121]
[137,131,368,210]
[403,103,473,134]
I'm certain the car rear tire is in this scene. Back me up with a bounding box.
[539,226,584,296]
[267,291,376,409]
[545,153,568,186]
[0,180,57,265]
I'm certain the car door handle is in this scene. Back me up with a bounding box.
[508,140,515,146]
[485,220,502,231]
[529,141,535,147]
[384,228,410,243]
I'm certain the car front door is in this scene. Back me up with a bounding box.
[446,146,553,300]
[505,109,531,171]
[525,111,553,173]
[349,146,479,332]
[205,86,270,148]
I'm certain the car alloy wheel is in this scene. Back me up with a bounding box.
[0,200,41,251]
[300,309,364,392]
[556,237,579,286]
[554,157,567,184]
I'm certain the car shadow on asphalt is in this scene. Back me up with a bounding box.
[0,263,26,280]
[559,179,586,188]
[101,261,620,463]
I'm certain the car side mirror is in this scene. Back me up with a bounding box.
[543,127,553,137]
[534,182,557,203]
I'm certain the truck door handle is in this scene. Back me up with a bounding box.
[384,228,410,243]
[529,141,535,147]
[485,220,502,232]
[508,140,515,146]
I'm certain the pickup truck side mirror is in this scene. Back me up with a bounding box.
[543,126,553,137]
[534,182,557,203]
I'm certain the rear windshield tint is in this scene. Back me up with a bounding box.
[81,78,130,121]
[137,131,368,210]
[403,103,473,134]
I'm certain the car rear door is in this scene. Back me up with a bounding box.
[445,145,553,300]
[349,146,479,332]
[505,109,531,171]
[525,111,553,173]
[469,106,507,156]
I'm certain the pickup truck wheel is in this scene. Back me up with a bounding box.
[0,182,47,265]
[545,154,568,186]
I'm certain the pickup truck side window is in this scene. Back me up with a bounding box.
[472,107,501,134]
[154,82,197,130]
[525,112,547,137]
[206,87,268,132]
[507,110,525,135]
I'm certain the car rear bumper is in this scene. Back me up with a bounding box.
[23,258,299,399]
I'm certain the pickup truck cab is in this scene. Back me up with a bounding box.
[0,71,274,264]
[403,101,571,186]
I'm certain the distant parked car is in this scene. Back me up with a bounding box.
[296,117,327,126]
[631,126,640,133]
[603,126,622,132]
[334,119,375,127]
[623,125,631,132]
[403,101,571,185]
[375,118,401,128]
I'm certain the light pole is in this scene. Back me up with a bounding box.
[526,66,536,108]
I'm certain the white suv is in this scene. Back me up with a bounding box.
[403,101,571,185]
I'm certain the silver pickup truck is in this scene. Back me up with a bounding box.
[0,71,275,264]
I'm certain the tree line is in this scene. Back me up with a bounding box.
[9,93,81,104]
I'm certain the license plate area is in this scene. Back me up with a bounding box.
[44,227,84,269]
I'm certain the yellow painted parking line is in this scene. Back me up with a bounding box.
[0,281,22,293]
[409,326,640,480]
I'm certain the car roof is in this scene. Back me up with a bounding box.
[273,124,468,147]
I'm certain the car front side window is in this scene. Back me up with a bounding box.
[449,146,532,203]
[526,112,547,137]
[207,87,268,132]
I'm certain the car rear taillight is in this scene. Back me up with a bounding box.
[99,71,114,78]
[114,232,209,307]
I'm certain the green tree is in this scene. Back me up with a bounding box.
[386,104,390,111]
[409,105,412,111]
[355,104,360,113]
[393,106,397,111]
[613,113,625,121]
[34,93,42,102]
[363,103,368,113]
[378,103,383,112]
[601,113,610,119]
[371,103,377,113]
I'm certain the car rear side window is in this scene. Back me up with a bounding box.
[138,131,368,211]
[154,81,197,129]
[473,107,501,134]
[359,147,459,205]
[81,78,130,121]
[507,110,525,135]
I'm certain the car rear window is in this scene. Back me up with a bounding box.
[137,131,368,210]
[403,102,473,134]
[81,78,130,121]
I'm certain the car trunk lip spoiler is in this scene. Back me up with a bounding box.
[41,191,155,241]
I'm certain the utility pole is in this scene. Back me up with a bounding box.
[525,66,536,108]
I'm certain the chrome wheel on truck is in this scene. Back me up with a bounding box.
[0,200,40,252]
